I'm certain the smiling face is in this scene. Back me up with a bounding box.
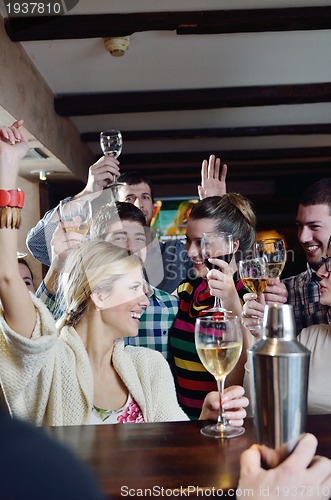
[316,243,331,306]
[96,266,149,338]
[104,219,147,262]
[185,218,217,278]
[296,204,331,270]
[118,182,154,226]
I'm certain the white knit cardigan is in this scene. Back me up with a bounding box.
[0,295,188,426]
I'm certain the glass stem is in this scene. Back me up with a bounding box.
[216,377,227,428]
[214,296,222,310]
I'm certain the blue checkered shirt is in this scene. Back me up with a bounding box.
[283,264,331,333]
[125,287,178,359]
[36,282,178,360]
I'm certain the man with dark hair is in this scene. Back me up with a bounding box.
[26,154,226,293]
[116,170,193,292]
[265,177,331,332]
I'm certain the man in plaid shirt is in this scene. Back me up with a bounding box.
[264,177,331,333]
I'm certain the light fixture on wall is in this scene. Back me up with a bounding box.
[104,37,130,57]
[31,170,51,181]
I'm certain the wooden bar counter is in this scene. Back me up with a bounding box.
[48,415,331,499]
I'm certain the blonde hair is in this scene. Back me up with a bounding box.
[57,240,141,327]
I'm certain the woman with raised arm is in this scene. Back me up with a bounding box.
[0,121,248,427]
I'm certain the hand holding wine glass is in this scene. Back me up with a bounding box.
[195,315,244,438]
[201,231,234,314]
[239,257,268,335]
[100,130,125,196]
[59,198,92,235]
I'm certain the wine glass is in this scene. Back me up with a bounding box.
[100,130,125,198]
[59,198,92,235]
[195,315,244,438]
[253,238,287,279]
[201,231,234,314]
[238,257,268,335]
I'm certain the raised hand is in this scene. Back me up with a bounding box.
[0,120,29,189]
[198,154,227,199]
[75,156,121,199]
[50,221,86,271]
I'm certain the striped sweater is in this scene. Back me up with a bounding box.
[169,274,245,420]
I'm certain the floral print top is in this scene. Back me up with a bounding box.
[89,395,144,425]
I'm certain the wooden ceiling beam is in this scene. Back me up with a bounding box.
[81,124,331,143]
[105,146,331,166]
[55,83,331,116]
[5,6,331,41]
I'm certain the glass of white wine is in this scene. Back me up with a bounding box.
[59,198,92,235]
[195,315,244,439]
[238,257,268,336]
[201,231,234,314]
[100,130,125,197]
[253,238,287,279]
[238,257,269,296]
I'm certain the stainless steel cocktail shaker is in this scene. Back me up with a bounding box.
[247,304,310,457]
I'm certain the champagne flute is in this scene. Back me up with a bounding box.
[59,198,92,235]
[100,130,125,198]
[254,238,287,279]
[201,231,234,313]
[195,315,244,438]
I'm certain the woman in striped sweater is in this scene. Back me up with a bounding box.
[169,194,256,420]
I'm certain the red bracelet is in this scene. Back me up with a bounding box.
[0,189,24,208]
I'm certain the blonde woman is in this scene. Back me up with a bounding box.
[0,121,248,426]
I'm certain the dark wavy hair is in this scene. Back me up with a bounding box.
[300,178,331,215]
[189,194,256,260]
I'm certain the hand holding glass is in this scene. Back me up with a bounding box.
[195,315,244,438]
[238,257,268,335]
[201,231,234,314]
[100,130,124,194]
[59,198,92,235]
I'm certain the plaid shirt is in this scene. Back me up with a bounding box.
[283,264,331,333]
[36,282,178,360]
[125,287,178,360]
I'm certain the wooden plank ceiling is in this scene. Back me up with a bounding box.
[4,6,331,204]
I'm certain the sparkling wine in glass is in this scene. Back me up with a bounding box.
[238,257,268,336]
[201,231,234,314]
[254,238,287,279]
[195,315,244,438]
[100,130,125,198]
[238,257,268,296]
[59,198,92,235]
